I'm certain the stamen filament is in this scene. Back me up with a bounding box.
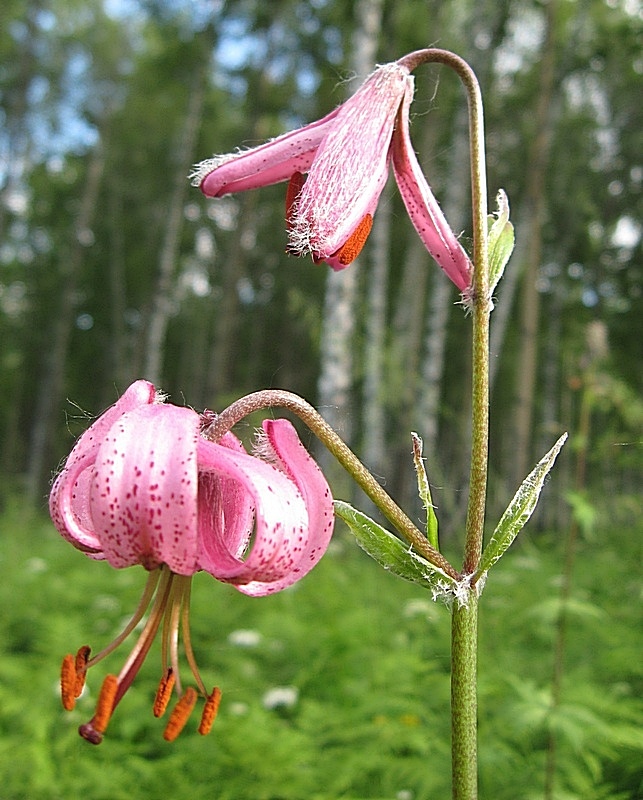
[111,567,173,710]
[180,578,208,696]
[153,667,176,718]
[85,569,162,670]
[164,575,184,697]
[163,687,198,742]
[198,687,222,736]
[69,565,214,744]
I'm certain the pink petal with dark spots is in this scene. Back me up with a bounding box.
[196,432,307,587]
[88,405,200,575]
[391,81,472,290]
[194,108,340,197]
[49,381,156,558]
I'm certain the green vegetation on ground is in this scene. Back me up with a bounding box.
[0,500,640,799]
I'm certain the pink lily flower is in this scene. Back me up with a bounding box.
[50,380,334,743]
[191,58,472,291]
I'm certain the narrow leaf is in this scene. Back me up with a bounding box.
[411,432,439,550]
[475,433,568,578]
[334,500,456,594]
[488,189,515,294]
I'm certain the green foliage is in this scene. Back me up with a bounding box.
[334,500,456,595]
[411,432,439,550]
[0,500,641,799]
[476,433,568,579]
[487,189,515,296]
[1,0,640,515]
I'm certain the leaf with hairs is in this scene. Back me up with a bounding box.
[475,433,567,579]
[334,500,456,595]
[488,189,515,294]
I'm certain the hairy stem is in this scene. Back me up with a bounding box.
[451,592,478,799]
[402,49,491,800]
[205,390,460,581]
[401,47,490,573]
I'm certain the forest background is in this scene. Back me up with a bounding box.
[0,0,641,798]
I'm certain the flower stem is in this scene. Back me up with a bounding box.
[451,591,478,800]
[402,49,491,800]
[401,48,490,573]
[206,391,460,581]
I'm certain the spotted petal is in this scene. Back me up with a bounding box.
[193,108,340,197]
[288,63,410,262]
[49,381,156,557]
[391,83,472,290]
[197,420,334,596]
[88,404,201,575]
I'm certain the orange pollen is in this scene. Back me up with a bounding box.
[153,667,176,718]
[198,687,222,736]
[332,214,373,265]
[163,687,198,742]
[285,171,306,231]
[92,674,119,734]
[60,654,77,711]
[73,645,91,697]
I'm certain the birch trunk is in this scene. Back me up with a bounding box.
[510,0,559,488]
[316,0,383,492]
[361,188,391,475]
[142,72,205,385]
[416,103,471,528]
[25,142,105,503]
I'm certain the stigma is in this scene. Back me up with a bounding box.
[59,566,221,744]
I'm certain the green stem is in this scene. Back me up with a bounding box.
[451,591,479,800]
[402,50,490,800]
[401,48,490,574]
[205,390,460,581]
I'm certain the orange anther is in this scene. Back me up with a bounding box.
[92,674,118,734]
[153,667,176,718]
[60,654,77,711]
[332,213,373,265]
[198,686,222,736]
[73,645,91,698]
[285,172,306,230]
[163,687,198,742]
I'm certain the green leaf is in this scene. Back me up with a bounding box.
[411,432,439,550]
[487,189,515,294]
[334,500,457,595]
[475,433,568,578]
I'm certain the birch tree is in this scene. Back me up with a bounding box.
[317,0,384,493]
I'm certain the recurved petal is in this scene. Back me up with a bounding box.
[192,108,340,197]
[196,435,310,591]
[50,447,106,557]
[391,81,472,291]
[88,404,201,575]
[49,380,157,558]
[196,431,256,566]
[239,419,334,595]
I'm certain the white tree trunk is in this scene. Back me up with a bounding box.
[316,0,384,490]
[143,73,204,385]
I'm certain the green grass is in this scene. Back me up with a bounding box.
[0,498,640,799]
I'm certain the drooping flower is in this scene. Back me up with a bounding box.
[191,58,472,291]
[50,380,334,743]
